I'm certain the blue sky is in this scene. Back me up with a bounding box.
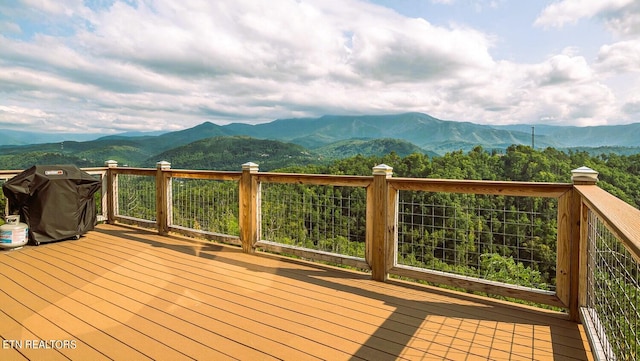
[0,0,639,134]
[377,0,611,61]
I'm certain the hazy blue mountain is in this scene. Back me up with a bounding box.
[222,113,557,152]
[153,121,230,145]
[222,112,640,152]
[491,123,640,148]
[1,112,639,170]
[0,130,104,146]
[96,130,167,140]
[4,112,639,151]
[0,121,234,168]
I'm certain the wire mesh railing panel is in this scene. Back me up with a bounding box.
[584,209,639,361]
[94,188,103,219]
[86,172,104,220]
[397,191,557,291]
[171,178,239,236]
[260,183,367,258]
[117,174,156,221]
[0,178,7,222]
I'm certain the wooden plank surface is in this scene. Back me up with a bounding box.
[0,224,593,361]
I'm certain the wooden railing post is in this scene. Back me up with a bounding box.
[240,162,259,253]
[569,166,598,322]
[556,187,573,315]
[156,161,171,235]
[105,160,118,224]
[370,164,393,281]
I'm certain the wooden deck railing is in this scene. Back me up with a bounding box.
[2,161,639,360]
[573,182,640,360]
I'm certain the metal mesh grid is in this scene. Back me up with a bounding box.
[260,182,367,258]
[117,174,156,221]
[585,209,639,360]
[171,178,239,236]
[0,178,7,221]
[88,173,104,220]
[397,191,557,291]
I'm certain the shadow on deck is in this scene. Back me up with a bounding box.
[0,224,592,360]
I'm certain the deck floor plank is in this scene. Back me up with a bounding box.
[44,245,338,361]
[13,246,263,361]
[0,252,184,360]
[63,231,408,360]
[0,299,67,361]
[0,224,594,361]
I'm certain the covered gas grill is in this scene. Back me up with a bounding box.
[2,165,101,245]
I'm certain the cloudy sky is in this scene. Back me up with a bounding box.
[1,0,639,134]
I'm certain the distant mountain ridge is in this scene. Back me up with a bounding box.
[492,123,640,148]
[2,112,639,149]
[221,113,552,150]
[0,112,639,170]
[0,130,104,145]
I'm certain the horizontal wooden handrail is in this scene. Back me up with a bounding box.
[165,170,242,181]
[255,172,373,187]
[390,178,572,197]
[575,184,640,263]
[0,170,26,176]
[110,167,156,176]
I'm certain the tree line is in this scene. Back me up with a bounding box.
[282,145,640,208]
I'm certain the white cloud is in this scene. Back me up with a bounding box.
[530,0,640,125]
[2,1,499,128]
[20,0,83,16]
[0,105,51,119]
[535,0,640,37]
[597,39,640,73]
[531,52,593,86]
[424,54,616,126]
[0,0,637,134]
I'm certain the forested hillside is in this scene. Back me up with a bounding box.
[280,145,640,209]
[149,136,322,171]
[314,138,433,159]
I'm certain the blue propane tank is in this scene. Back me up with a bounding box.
[0,215,29,249]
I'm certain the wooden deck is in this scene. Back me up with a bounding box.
[0,224,593,361]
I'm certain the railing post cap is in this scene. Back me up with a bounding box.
[156,161,171,170]
[571,166,598,184]
[242,162,259,172]
[373,164,393,177]
[105,160,118,168]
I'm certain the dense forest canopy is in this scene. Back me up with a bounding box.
[280,145,640,209]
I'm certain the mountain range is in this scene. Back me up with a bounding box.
[0,112,638,170]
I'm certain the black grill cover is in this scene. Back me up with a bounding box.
[2,165,101,244]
